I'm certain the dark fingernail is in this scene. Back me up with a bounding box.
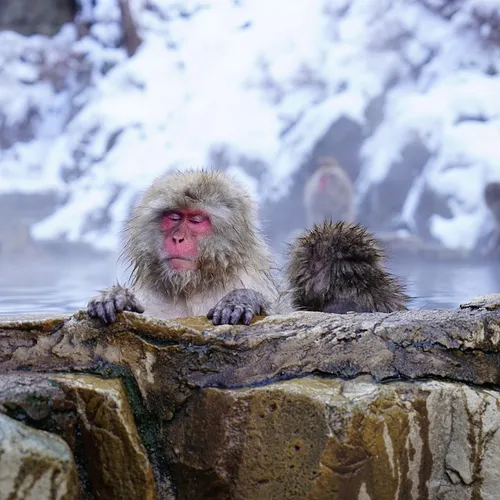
[95,303,106,323]
[244,310,253,325]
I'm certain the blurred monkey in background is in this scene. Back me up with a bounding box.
[484,182,500,256]
[303,157,356,228]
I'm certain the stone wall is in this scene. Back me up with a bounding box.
[2,295,500,499]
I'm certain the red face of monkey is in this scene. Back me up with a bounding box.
[160,209,212,271]
[318,173,331,191]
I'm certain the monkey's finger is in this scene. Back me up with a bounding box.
[229,306,244,325]
[243,309,254,325]
[87,302,97,318]
[220,306,234,325]
[206,307,215,319]
[103,301,117,324]
[94,302,109,324]
[211,307,223,325]
[114,295,127,312]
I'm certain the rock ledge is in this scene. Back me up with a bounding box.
[2,295,500,499]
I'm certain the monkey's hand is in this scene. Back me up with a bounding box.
[87,285,145,324]
[207,288,269,326]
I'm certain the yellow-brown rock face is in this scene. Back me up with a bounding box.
[167,378,500,500]
[3,295,500,499]
[0,373,157,500]
[0,413,78,500]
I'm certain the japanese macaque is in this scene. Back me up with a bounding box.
[304,157,356,228]
[483,182,500,255]
[286,221,409,313]
[88,170,280,325]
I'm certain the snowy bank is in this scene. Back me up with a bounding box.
[0,0,499,252]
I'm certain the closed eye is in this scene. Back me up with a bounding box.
[189,215,206,224]
[166,212,182,221]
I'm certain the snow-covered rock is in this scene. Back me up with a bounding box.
[0,0,499,252]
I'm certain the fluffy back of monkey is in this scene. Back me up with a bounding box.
[286,221,409,313]
[304,158,356,228]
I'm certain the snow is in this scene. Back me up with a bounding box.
[1,0,500,251]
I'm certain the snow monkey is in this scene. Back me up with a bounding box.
[303,157,356,228]
[88,170,280,325]
[286,221,409,313]
[484,182,500,255]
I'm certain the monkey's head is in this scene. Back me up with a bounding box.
[316,157,340,170]
[484,182,500,209]
[286,221,383,310]
[123,169,267,296]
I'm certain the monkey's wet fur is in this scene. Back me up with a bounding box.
[286,221,409,313]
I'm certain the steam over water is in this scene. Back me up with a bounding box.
[0,253,121,316]
[388,260,500,310]
[0,253,498,315]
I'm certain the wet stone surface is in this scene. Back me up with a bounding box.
[2,295,500,498]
